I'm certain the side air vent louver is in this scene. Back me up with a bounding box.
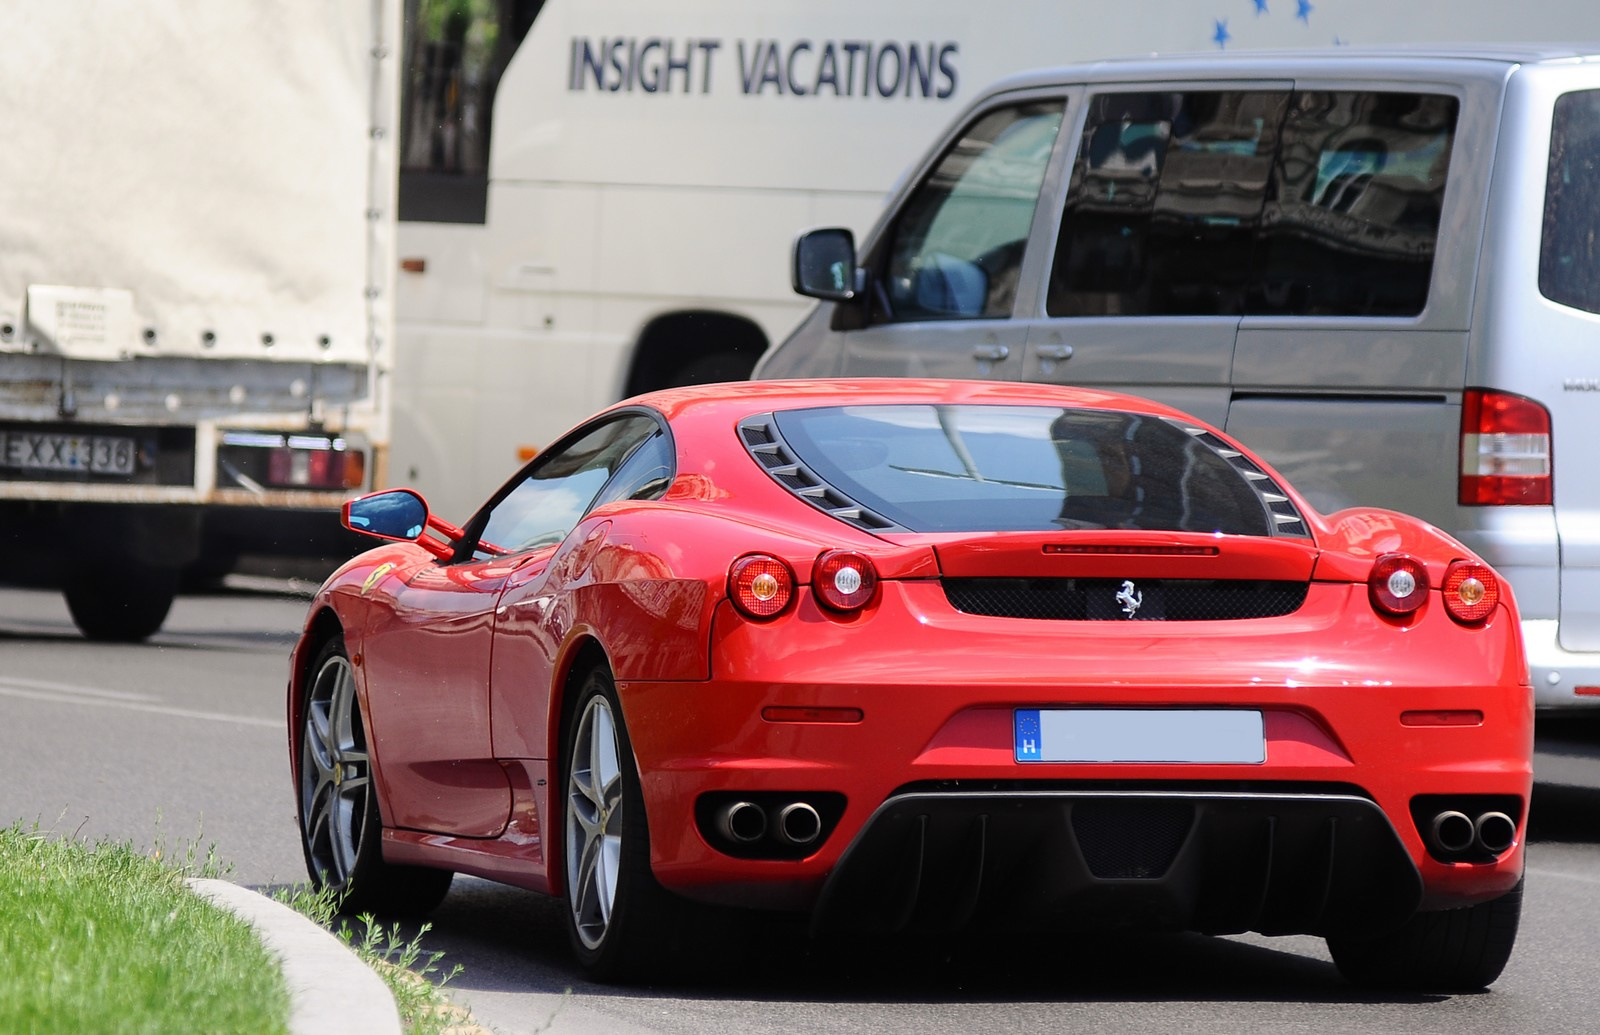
[739,414,902,532]
[1175,423,1311,538]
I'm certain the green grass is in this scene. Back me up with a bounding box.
[0,823,290,1035]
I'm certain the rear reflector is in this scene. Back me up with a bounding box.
[761,706,864,724]
[1401,710,1484,727]
[1574,686,1600,697]
[1460,389,1552,506]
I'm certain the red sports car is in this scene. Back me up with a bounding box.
[287,379,1531,987]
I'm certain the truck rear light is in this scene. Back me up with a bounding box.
[729,554,794,619]
[812,550,878,612]
[1369,553,1429,618]
[1459,389,1551,505]
[1442,560,1499,625]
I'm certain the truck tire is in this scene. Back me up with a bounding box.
[64,565,179,642]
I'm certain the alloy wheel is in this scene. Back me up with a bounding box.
[566,694,625,951]
[300,651,372,890]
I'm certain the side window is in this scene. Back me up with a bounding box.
[876,101,1065,324]
[398,0,541,224]
[1048,91,1289,317]
[467,415,660,557]
[1252,92,1457,317]
[1541,89,1600,314]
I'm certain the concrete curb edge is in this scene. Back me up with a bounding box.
[189,878,402,1035]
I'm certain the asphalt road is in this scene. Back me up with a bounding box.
[3,583,1599,1035]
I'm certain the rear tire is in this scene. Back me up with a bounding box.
[1327,879,1523,991]
[64,565,177,642]
[561,666,673,980]
[297,636,453,916]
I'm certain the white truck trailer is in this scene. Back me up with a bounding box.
[0,3,400,640]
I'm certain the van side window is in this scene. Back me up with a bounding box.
[1047,89,1457,319]
[1048,91,1289,317]
[876,101,1065,324]
[1253,92,1457,317]
[1541,89,1600,315]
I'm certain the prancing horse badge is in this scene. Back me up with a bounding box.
[1116,579,1143,618]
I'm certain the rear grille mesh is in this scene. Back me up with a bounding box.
[944,577,1308,621]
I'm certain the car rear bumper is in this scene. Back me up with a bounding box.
[621,584,1531,927]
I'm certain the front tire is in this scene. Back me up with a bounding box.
[297,637,453,915]
[1327,879,1523,991]
[562,666,670,980]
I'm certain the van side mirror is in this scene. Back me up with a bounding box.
[792,228,861,302]
[343,488,429,543]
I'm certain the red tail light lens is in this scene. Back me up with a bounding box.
[1370,553,1429,617]
[729,554,794,619]
[1442,560,1499,625]
[1459,389,1552,506]
[812,550,878,612]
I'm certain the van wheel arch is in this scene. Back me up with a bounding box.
[624,311,767,396]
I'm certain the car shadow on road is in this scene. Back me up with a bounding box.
[394,876,1454,1008]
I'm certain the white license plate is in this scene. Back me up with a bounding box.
[1,431,136,475]
[1015,709,1265,764]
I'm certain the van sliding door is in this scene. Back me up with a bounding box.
[1227,86,1473,521]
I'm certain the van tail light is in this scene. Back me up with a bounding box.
[813,550,879,612]
[1442,560,1500,625]
[1459,389,1552,505]
[729,554,795,619]
[1370,553,1429,618]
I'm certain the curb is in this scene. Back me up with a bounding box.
[189,879,402,1035]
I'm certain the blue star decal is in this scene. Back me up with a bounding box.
[1213,18,1231,49]
[1254,0,1269,13]
[1297,0,1314,23]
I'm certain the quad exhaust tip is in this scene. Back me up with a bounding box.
[777,802,823,846]
[1429,809,1516,856]
[716,801,767,844]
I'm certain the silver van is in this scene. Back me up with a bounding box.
[756,46,1600,709]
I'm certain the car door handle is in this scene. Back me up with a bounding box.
[1034,344,1074,361]
[971,344,1011,362]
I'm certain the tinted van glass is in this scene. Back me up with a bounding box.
[1047,89,1457,318]
[773,404,1273,535]
[878,102,1064,322]
[1541,89,1600,314]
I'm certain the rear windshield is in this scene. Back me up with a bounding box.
[771,405,1274,535]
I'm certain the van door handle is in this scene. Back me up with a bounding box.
[971,344,1011,362]
[1034,344,1074,361]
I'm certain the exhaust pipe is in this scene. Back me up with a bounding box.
[1430,810,1476,854]
[716,801,767,844]
[1474,811,1517,855]
[776,801,823,846]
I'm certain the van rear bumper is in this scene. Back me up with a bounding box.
[1524,620,1600,708]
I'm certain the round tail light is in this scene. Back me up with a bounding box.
[813,550,878,612]
[729,554,794,619]
[1442,560,1499,625]
[1370,553,1429,617]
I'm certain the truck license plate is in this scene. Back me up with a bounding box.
[1,431,136,475]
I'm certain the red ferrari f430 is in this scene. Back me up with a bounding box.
[287,379,1531,987]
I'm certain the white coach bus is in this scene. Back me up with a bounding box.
[391,0,1600,519]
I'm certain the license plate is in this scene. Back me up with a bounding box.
[1015,708,1265,764]
[1,431,136,475]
